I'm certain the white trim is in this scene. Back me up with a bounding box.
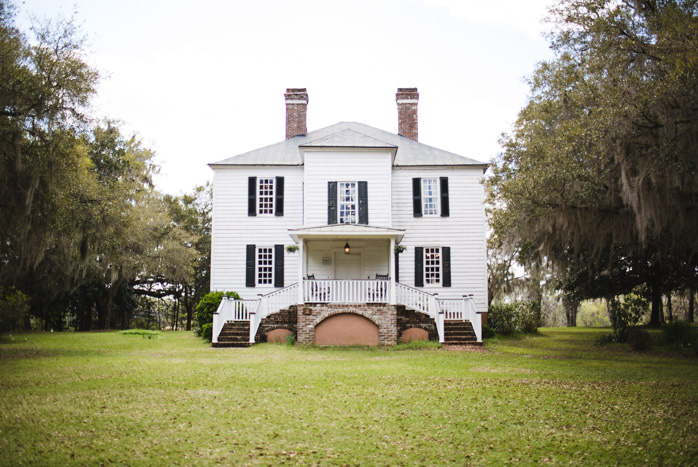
[396,99,419,104]
[257,177,276,216]
[256,246,274,286]
[423,246,442,287]
[285,100,308,104]
[338,181,358,225]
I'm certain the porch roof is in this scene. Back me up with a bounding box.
[288,224,405,243]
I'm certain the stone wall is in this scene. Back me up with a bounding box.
[255,306,298,343]
[297,304,398,345]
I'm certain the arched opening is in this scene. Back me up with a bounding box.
[266,328,292,343]
[400,327,429,343]
[315,313,379,346]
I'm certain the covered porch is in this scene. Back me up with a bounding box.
[289,225,405,305]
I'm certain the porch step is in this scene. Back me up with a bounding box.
[444,321,481,345]
[214,321,251,348]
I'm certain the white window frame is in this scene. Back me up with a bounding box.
[257,178,275,216]
[338,181,358,224]
[424,247,441,286]
[256,247,274,285]
[421,178,440,216]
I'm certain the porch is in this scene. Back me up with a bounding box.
[211,280,482,346]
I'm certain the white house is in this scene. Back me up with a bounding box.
[210,88,488,347]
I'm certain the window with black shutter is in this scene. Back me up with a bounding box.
[274,245,284,287]
[248,177,257,216]
[275,176,284,216]
[358,181,368,225]
[440,177,449,217]
[328,181,337,224]
[414,246,424,287]
[412,178,422,217]
[245,245,256,287]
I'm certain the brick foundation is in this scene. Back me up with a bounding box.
[297,304,398,345]
[255,306,298,343]
[396,305,438,341]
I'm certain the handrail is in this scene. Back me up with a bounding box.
[249,282,299,343]
[395,283,445,342]
[303,279,389,304]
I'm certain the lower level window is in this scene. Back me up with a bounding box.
[424,247,441,285]
[257,247,273,285]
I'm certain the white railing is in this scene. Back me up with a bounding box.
[437,294,482,343]
[395,283,445,342]
[249,283,299,343]
[212,297,258,344]
[303,279,390,304]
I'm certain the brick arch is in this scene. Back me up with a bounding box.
[309,309,379,329]
[297,304,398,345]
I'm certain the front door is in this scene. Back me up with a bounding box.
[335,253,361,279]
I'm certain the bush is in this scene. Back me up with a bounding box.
[608,293,648,342]
[119,329,160,339]
[0,287,30,333]
[662,321,695,349]
[194,291,240,335]
[481,325,495,339]
[200,323,213,341]
[628,329,651,351]
[285,333,296,346]
[488,301,540,335]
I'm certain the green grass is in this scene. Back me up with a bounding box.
[0,328,696,465]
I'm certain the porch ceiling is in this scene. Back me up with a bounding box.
[288,224,405,243]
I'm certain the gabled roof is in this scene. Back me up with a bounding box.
[210,122,487,167]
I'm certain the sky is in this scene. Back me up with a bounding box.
[18,0,556,195]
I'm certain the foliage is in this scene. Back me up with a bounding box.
[488,301,541,335]
[577,300,611,327]
[628,329,652,352]
[285,332,296,346]
[481,325,495,339]
[285,245,299,253]
[0,330,696,464]
[0,287,30,332]
[0,3,212,331]
[118,329,160,339]
[200,323,212,342]
[662,321,696,349]
[194,291,240,334]
[486,0,698,325]
[608,293,649,341]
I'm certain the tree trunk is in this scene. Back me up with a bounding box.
[666,293,673,323]
[563,296,579,327]
[185,284,193,331]
[688,289,695,323]
[605,297,616,327]
[648,262,663,328]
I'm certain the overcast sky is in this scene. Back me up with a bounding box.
[19,0,555,195]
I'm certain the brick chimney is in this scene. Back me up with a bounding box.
[396,88,419,141]
[285,88,309,139]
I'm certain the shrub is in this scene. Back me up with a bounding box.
[488,301,540,335]
[119,329,160,339]
[0,287,30,333]
[608,293,649,342]
[481,325,495,339]
[662,321,695,348]
[195,291,240,335]
[628,329,651,351]
[595,332,617,346]
[285,333,296,346]
[201,323,213,341]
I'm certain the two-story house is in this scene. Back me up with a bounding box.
[210,88,488,347]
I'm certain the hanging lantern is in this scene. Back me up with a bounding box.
[344,241,351,254]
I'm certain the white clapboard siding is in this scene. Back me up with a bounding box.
[302,150,392,227]
[210,166,303,299]
[391,167,488,313]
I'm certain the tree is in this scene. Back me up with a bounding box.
[487,0,698,325]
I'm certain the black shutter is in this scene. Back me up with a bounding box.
[412,178,422,217]
[395,249,400,283]
[440,177,449,217]
[275,176,284,216]
[274,244,284,287]
[246,245,256,287]
[248,177,257,216]
[442,247,451,287]
[414,246,424,287]
[328,181,337,224]
[358,181,368,225]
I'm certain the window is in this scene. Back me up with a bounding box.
[422,178,439,216]
[424,247,441,285]
[338,182,357,224]
[257,247,273,285]
[258,178,275,215]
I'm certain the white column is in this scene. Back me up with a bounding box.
[297,238,304,305]
[389,238,396,305]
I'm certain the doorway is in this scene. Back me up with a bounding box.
[334,253,361,279]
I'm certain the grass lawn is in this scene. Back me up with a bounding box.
[0,328,696,465]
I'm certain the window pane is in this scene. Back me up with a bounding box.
[257,247,273,285]
[258,178,275,215]
[338,182,357,224]
[424,247,441,285]
[422,178,439,216]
